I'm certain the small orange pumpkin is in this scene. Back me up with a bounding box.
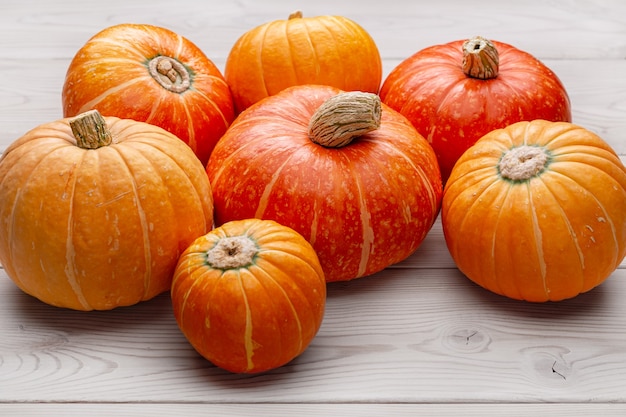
[224,11,382,113]
[62,23,235,165]
[171,218,326,374]
[442,120,626,302]
[0,110,213,310]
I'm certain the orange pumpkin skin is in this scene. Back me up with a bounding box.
[380,38,571,183]
[207,85,442,282]
[0,112,214,311]
[224,12,382,113]
[171,218,326,374]
[62,23,235,165]
[442,120,626,302]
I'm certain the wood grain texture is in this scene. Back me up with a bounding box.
[1,0,626,414]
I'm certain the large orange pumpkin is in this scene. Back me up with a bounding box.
[171,218,326,374]
[0,110,213,310]
[442,120,626,302]
[207,85,442,282]
[62,23,234,165]
[224,11,382,113]
[380,36,571,183]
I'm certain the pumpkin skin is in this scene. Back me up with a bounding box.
[442,120,626,302]
[62,23,235,165]
[171,218,326,374]
[379,37,571,183]
[0,111,214,311]
[224,12,382,113]
[206,85,442,282]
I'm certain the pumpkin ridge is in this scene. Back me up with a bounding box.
[370,137,441,216]
[488,182,513,298]
[63,149,92,310]
[257,22,274,98]
[76,77,148,116]
[546,165,621,270]
[236,268,256,372]
[107,143,154,299]
[535,174,587,283]
[254,147,302,219]
[250,262,304,358]
[527,183,549,299]
[1,143,61,291]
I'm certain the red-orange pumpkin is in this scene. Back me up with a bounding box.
[225,11,382,113]
[62,23,234,165]
[0,110,214,310]
[380,36,571,183]
[442,120,626,302]
[171,218,326,374]
[207,85,442,282]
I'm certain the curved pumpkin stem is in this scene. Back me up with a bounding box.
[308,91,381,148]
[462,36,499,80]
[69,109,113,149]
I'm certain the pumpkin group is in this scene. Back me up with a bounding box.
[442,120,626,302]
[0,110,214,310]
[171,218,326,374]
[225,11,382,113]
[62,23,235,165]
[207,84,443,282]
[380,36,572,182]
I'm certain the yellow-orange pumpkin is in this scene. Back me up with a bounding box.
[0,110,213,310]
[171,218,326,374]
[224,11,382,113]
[442,120,626,302]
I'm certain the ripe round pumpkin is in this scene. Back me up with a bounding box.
[224,11,382,113]
[379,36,572,183]
[206,84,443,282]
[62,23,235,165]
[0,110,214,311]
[171,218,326,374]
[442,120,626,302]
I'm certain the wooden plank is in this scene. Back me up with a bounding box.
[2,403,626,417]
[1,266,625,403]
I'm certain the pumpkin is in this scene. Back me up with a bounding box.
[224,11,382,113]
[171,218,326,374]
[62,23,235,165]
[442,119,626,302]
[206,84,442,282]
[0,110,214,311]
[379,36,572,183]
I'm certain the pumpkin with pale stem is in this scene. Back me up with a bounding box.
[62,23,234,165]
[207,85,442,282]
[225,11,382,113]
[0,110,213,311]
[380,36,571,183]
[171,218,326,374]
[442,120,626,302]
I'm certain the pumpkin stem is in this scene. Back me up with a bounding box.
[498,145,550,182]
[69,109,113,149]
[462,36,499,80]
[288,11,303,19]
[148,55,191,93]
[206,236,259,270]
[308,91,381,148]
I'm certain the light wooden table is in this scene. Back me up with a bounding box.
[1,0,625,415]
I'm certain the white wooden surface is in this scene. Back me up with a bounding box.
[1,0,626,415]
